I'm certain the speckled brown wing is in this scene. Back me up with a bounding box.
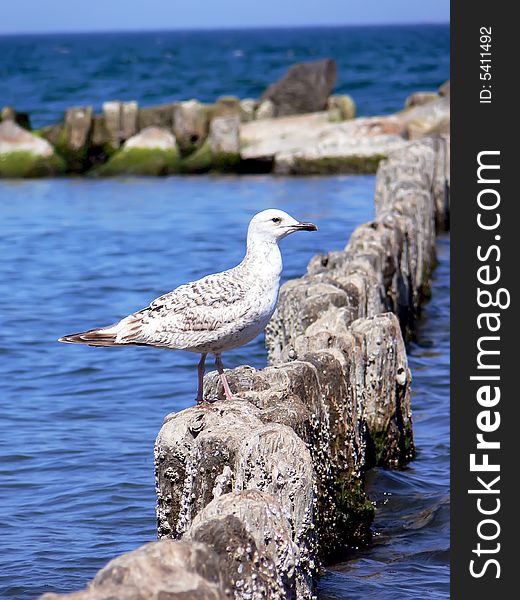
[116,269,253,349]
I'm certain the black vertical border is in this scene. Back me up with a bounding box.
[451,2,515,598]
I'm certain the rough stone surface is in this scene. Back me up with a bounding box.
[209,96,242,120]
[63,106,93,152]
[121,101,138,141]
[4,71,451,177]
[102,100,138,148]
[187,490,302,599]
[209,116,240,155]
[48,106,95,172]
[239,98,256,122]
[327,95,356,121]
[240,112,408,174]
[89,116,109,150]
[398,96,450,140]
[0,120,64,177]
[156,401,265,538]
[404,91,440,109]
[439,79,450,97]
[255,99,275,120]
[40,540,227,600]
[260,59,337,117]
[102,101,122,147]
[137,103,176,131]
[39,123,64,147]
[155,306,420,562]
[351,314,413,465]
[1,106,31,129]
[124,126,177,151]
[173,99,209,154]
[0,120,54,157]
[95,127,180,176]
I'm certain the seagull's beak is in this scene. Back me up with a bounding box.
[293,221,318,231]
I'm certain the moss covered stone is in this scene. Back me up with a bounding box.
[89,115,120,161]
[48,106,95,173]
[53,129,89,173]
[286,153,386,175]
[333,477,375,550]
[0,120,64,177]
[181,141,241,174]
[212,152,241,172]
[367,423,416,468]
[93,147,182,177]
[0,151,65,178]
[37,123,64,146]
[181,141,212,173]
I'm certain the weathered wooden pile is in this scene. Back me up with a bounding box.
[41,134,450,600]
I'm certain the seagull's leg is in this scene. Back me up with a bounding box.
[196,353,207,404]
[214,353,235,401]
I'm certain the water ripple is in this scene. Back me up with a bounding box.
[0,26,448,128]
[0,175,377,598]
[320,236,450,599]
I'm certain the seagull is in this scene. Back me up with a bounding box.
[59,209,317,403]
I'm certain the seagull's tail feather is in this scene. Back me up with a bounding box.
[58,314,150,347]
[58,327,122,347]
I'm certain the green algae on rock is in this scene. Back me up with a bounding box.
[0,120,65,178]
[50,106,94,173]
[180,140,213,173]
[95,147,181,176]
[94,126,181,176]
[334,477,375,548]
[181,144,241,174]
[282,153,386,175]
[3,79,450,178]
[0,150,65,178]
[181,116,241,174]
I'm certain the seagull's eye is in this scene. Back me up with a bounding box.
[271,217,281,224]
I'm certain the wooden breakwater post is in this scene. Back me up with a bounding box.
[41,136,450,600]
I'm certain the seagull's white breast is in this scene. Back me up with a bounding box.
[183,241,282,353]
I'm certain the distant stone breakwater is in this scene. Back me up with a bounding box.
[41,134,450,599]
[0,58,449,178]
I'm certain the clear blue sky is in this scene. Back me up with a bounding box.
[2,0,449,34]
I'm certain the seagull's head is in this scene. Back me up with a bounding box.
[247,209,317,245]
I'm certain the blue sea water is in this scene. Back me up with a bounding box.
[0,176,450,599]
[0,175,376,598]
[319,235,450,599]
[0,25,449,128]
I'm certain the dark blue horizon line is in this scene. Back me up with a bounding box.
[0,21,450,38]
